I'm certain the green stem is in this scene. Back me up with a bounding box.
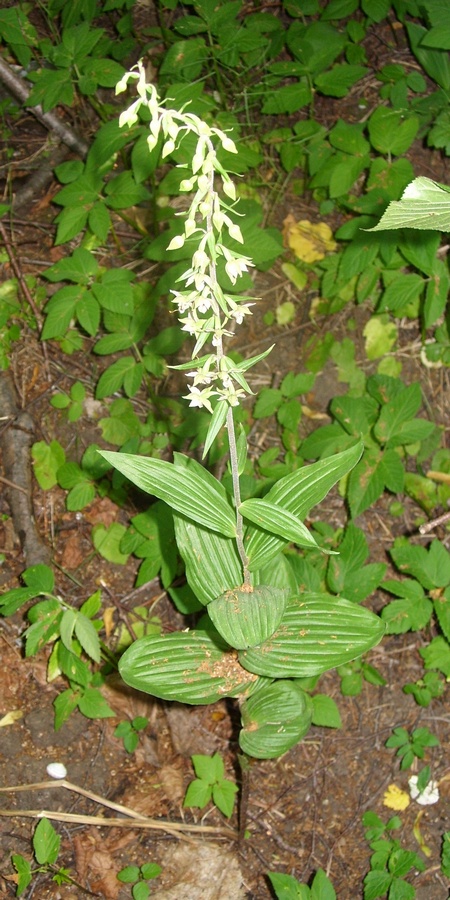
[226,406,250,585]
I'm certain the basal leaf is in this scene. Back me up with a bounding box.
[239,680,313,758]
[119,628,260,704]
[239,593,385,678]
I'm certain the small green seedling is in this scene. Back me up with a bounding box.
[114,716,149,753]
[362,811,426,900]
[268,868,336,899]
[117,862,162,899]
[12,818,73,896]
[183,753,238,819]
[50,380,86,422]
[385,727,439,770]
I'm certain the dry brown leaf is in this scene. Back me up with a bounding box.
[159,764,185,803]
[60,532,85,569]
[83,496,120,527]
[157,842,246,899]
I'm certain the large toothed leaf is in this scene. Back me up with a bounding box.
[208,585,288,650]
[100,450,236,537]
[368,177,450,232]
[238,592,385,678]
[245,441,363,571]
[118,628,259,704]
[239,680,313,759]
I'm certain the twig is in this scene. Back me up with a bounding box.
[0,221,44,328]
[0,473,28,494]
[0,779,236,841]
[419,511,450,535]
[0,57,89,158]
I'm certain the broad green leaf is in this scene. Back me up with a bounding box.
[66,482,96,511]
[239,680,313,758]
[174,515,242,605]
[311,694,342,729]
[374,382,421,444]
[377,273,424,313]
[369,177,450,232]
[183,779,212,809]
[391,538,450,589]
[23,564,55,594]
[262,80,311,114]
[314,65,369,98]
[78,687,115,719]
[74,614,101,662]
[406,21,450,91]
[53,687,80,730]
[43,247,99,284]
[268,872,306,900]
[368,108,419,156]
[118,628,260,704]
[60,609,77,652]
[12,854,32,896]
[92,522,129,564]
[239,498,323,552]
[347,450,389,519]
[192,752,224,783]
[212,779,238,817]
[208,585,288,649]
[42,286,83,339]
[399,230,441,276]
[239,593,384,678]
[245,441,363,570]
[425,259,450,328]
[33,818,61,866]
[100,451,236,537]
[96,357,138,399]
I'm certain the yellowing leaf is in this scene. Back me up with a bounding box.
[0,710,23,727]
[103,606,116,638]
[283,214,337,263]
[383,783,410,811]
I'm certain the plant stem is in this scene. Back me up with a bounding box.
[226,406,250,585]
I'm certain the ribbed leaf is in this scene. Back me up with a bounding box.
[173,514,242,605]
[245,441,363,571]
[119,628,259,704]
[100,451,236,537]
[239,680,313,758]
[208,585,288,650]
[238,593,385,678]
[239,499,322,551]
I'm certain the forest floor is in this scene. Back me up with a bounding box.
[1,13,450,900]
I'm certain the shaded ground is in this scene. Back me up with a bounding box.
[1,13,450,900]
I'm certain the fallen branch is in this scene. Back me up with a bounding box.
[0,57,89,158]
[0,779,236,841]
[0,373,51,566]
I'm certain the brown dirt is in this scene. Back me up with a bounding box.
[1,12,450,900]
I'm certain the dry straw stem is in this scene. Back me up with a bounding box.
[0,779,236,842]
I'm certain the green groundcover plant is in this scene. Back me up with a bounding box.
[102,62,385,760]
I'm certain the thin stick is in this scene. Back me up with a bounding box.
[0,474,28,494]
[419,511,450,535]
[0,779,236,839]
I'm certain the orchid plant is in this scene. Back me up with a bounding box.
[101,63,385,760]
